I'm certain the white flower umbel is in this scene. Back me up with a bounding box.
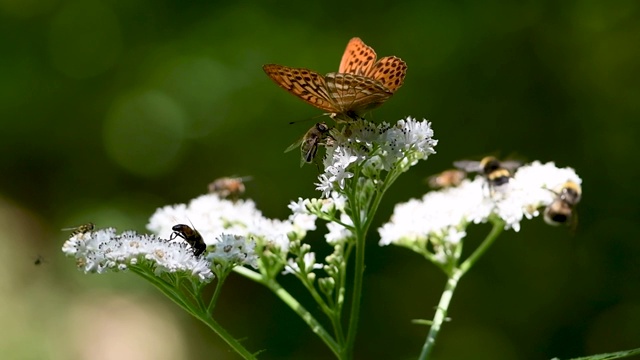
[379,161,582,260]
[61,227,214,282]
[385,161,584,359]
[316,117,437,198]
[147,193,317,255]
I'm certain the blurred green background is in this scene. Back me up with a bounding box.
[1,0,639,359]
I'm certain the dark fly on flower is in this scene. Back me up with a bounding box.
[170,224,207,257]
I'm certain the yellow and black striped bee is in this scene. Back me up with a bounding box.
[61,222,95,236]
[426,169,467,189]
[285,122,334,167]
[208,176,250,200]
[170,224,206,257]
[544,181,582,226]
[454,156,522,188]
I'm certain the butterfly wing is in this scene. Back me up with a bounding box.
[263,64,338,113]
[339,37,378,76]
[325,73,392,115]
[366,56,407,93]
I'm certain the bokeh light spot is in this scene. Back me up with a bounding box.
[104,90,187,177]
[157,56,234,137]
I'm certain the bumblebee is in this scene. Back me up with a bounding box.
[544,181,582,226]
[426,169,467,189]
[170,224,206,256]
[454,156,521,188]
[285,122,334,167]
[61,222,95,236]
[208,176,250,199]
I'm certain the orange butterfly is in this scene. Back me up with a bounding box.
[263,37,406,123]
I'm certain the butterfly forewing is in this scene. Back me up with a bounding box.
[367,56,407,93]
[339,37,377,76]
[263,64,337,113]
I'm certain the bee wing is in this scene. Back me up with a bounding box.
[501,160,523,172]
[285,136,304,153]
[453,160,482,173]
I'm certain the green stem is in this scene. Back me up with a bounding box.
[459,219,504,276]
[131,268,194,315]
[342,225,366,359]
[191,310,257,360]
[343,175,390,358]
[418,219,506,359]
[268,279,341,357]
[234,266,341,357]
[207,273,228,314]
[418,269,462,360]
[131,268,255,359]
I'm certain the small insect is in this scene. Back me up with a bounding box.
[208,176,250,199]
[454,156,522,189]
[61,222,95,236]
[34,255,46,266]
[170,224,206,257]
[544,181,582,226]
[426,169,467,189]
[285,122,334,166]
[263,38,406,123]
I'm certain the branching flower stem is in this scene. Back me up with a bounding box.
[129,267,257,360]
[234,266,341,357]
[418,219,505,360]
[343,166,402,359]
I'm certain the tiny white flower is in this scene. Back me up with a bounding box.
[325,213,353,245]
[283,252,324,275]
[206,234,258,269]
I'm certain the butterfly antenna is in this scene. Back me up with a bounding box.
[289,113,325,125]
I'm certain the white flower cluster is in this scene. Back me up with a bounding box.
[316,117,438,198]
[206,234,259,269]
[147,193,317,253]
[61,228,214,282]
[378,161,582,248]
